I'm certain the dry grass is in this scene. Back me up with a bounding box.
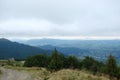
[48,69,109,80]
[4,66,109,80]
[0,70,2,75]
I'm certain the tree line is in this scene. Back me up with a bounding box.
[24,49,120,80]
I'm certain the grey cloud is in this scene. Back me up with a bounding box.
[0,0,120,38]
[1,0,119,24]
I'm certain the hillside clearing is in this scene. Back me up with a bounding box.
[0,66,109,80]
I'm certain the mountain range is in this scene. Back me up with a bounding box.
[18,39,120,62]
[0,38,51,59]
[1,38,120,63]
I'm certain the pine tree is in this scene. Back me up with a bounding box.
[48,48,63,71]
[66,55,79,69]
[81,56,94,70]
[105,55,117,80]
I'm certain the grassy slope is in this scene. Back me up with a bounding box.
[48,69,109,80]
[4,66,109,80]
[0,70,1,75]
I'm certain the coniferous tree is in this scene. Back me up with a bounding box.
[91,63,98,75]
[105,55,117,80]
[48,48,63,71]
[66,55,79,69]
[116,67,120,80]
[81,56,94,70]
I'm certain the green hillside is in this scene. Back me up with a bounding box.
[0,38,51,59]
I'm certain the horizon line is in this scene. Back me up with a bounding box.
[1,36,120,40]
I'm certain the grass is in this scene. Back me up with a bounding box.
[48,69,109,80]
[4,66,109,80]
[0,60,24,67]
[0,70,2,75]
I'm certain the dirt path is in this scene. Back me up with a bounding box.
[0,67,36,80]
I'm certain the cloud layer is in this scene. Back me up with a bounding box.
[0,0,120,39]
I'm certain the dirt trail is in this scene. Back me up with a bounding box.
[0,67,36,80]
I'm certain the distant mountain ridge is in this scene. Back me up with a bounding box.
[18,39,120,49]
[7,38,120,63]
[38,44,120,62]
[0,38,51,59]
[38,45,89,57]
[18,39,120,62]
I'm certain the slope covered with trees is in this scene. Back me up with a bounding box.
[24,49,120,80]
[0,38,51,59]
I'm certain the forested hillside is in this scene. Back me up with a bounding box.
[24,49,120,80]
[0,38,51,59]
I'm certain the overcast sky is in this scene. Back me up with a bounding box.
[0,0,120,39]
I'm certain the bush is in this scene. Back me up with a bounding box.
[24,54,49,67]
